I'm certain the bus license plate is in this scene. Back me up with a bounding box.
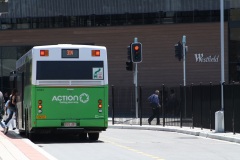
[64,122,77,127]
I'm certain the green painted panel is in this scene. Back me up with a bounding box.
[36,119,106,127]
[27,85,108,128]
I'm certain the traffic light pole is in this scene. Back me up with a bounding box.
[133,37,138,118]
[134,63,138,118]
[220,0,224,111]
[182,35,187,118]
[129,37,142,119]
[182,35,186,86]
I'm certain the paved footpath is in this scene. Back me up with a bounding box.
[109,118,240,144]
[0,129,57,160]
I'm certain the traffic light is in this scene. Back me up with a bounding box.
[174,41,183,61]
[127,46,132,61]
[131,42,142,63]
[126,45,133,71]
[126,61,133,71]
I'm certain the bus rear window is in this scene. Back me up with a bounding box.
[36,61,104,80]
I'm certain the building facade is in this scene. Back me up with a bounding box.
[0,0,239,92]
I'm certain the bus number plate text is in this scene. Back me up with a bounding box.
[64,122,77,127]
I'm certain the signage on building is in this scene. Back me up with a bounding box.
[194,53,219,63]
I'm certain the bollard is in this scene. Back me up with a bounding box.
[215,111,224,133]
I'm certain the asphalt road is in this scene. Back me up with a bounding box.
[35,128,240,160]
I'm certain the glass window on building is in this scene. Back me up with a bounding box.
[143,12,161,24]
[194,10,211,22]
[0,46,32,92]
[162,11,175,24]
[111,14,127,26]
[94,14,111,27]
[1,18,13,30]
[127,13,144,25]
[176,11,194,23]
[229,8,240,83]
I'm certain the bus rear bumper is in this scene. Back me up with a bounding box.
[30,127,107,134]
[31,119,108,134]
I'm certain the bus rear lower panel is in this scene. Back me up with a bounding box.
[30,127,107,134]
[31,119,107,134]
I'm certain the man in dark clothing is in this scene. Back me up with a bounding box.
[148,90,161,125]
[166,89,178,116]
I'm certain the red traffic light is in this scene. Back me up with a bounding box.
[134,46,139,51]
[131,42,142,63]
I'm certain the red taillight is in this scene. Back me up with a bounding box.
[38,105,42,109]
[98,101,103,113]
[38,100,43,112]
[98,99,102,108]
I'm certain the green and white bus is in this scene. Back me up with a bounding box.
[14,44,108,141]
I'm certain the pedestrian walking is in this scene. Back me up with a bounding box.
[4,89,18,134]
[166,89,178,116]
[3,92,9,105]
[4,98,16,130]
[0,91,6,129]
[147,90,161,125]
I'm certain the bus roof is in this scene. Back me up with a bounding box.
[16,44,107,69]
[33,44,106,50]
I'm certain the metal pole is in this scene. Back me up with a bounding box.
[140,86,142,126]
[210,82,212,131]
[162,84,165,127]
[134,37,138,118]
[191,83,194,129]
[220,0,224,110]
[200,82,203,130]
[180,84,183,128]
[135,63,138,118]
[232,82,235,134]
[182,35,187,117]
[182,35,186,86]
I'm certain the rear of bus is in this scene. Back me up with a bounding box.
[30,45,108,140]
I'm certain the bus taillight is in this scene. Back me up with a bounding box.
[40,50,49,56]
[38,100,43,113]
[98,99,102,113]
[92,50,100,56]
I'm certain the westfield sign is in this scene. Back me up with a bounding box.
[194,53,219,63]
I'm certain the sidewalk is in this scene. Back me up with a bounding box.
[108,118,240,144]
[0,128,57,160]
